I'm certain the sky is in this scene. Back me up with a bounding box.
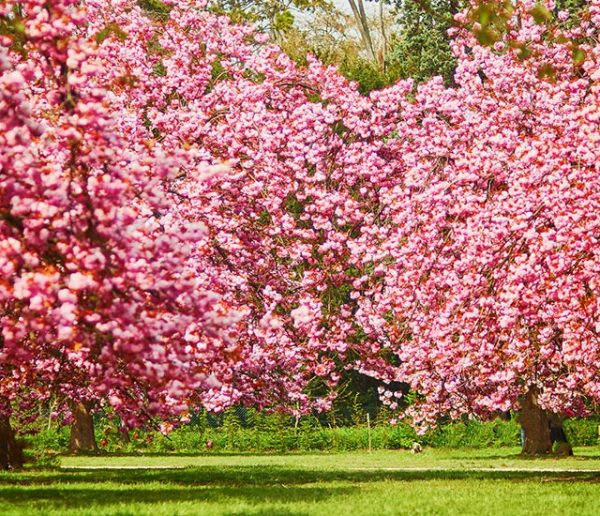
[295,0,382,27]
[333,0,351,12]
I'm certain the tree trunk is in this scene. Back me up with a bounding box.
[519,389,552,455]
[0,415,23,470]
[119,427,131,444]
[347,0,378,63]
[69,401,98,454]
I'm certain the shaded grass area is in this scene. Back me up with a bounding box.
[1,449,600,515]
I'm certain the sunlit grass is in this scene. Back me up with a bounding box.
[61,446,600,470]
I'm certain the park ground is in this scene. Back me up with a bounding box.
[1,449,600,515]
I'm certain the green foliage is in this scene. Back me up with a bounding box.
[102,417,519,453]
[273,10,295,33]
[564,418,600,447]
[0,6,27,56]
[208,0,329,35]
[152,62,167,77]
[256,210,271,226]
[147,34,171,56]
[339,59,390,94]
[25,428,69,453]
[138,0,172,19]
[320,283,352,315]
[424,418,520,448]
[95,23,128,44]
[471,1,514,46]
[21,409,600,464]
[572,47,587,66]
[325,371,383,427]
[210,59,228,82]
[529,3,553,25]
[388,0,464,85]
[22,427,68,469]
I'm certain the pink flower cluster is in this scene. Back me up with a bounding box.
[0,0,239,425]
[83,0,408,415]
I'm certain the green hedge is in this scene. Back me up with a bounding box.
[26,417,600,455]
[564,418,600,446]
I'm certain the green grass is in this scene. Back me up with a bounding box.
[2,448,600,515]
[60,446,600,470]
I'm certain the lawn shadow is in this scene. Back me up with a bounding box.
[2,465,600,487]
[1,460,599,516]
[425,449,600,462]
[0,479,350,511]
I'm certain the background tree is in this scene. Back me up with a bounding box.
[346,0,380,63]
[0,0,402,464]
[388,0,464,84]
[386,0,591,84]
[95,0,398,413]
[279,1,399,93]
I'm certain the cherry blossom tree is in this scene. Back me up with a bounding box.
[88,0,404,414]
[83,0,599,458]
[351,0,600,455]
[0,0,399,465]
[0,0,243,465]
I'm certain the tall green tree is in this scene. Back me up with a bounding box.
[387,0,463,84]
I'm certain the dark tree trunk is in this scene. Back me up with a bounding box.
[119,427,130,444]
[69,401,97,454]
[519,389,552,455]
[0,415,23,470]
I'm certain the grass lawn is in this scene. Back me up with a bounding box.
[1,448,600,515]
